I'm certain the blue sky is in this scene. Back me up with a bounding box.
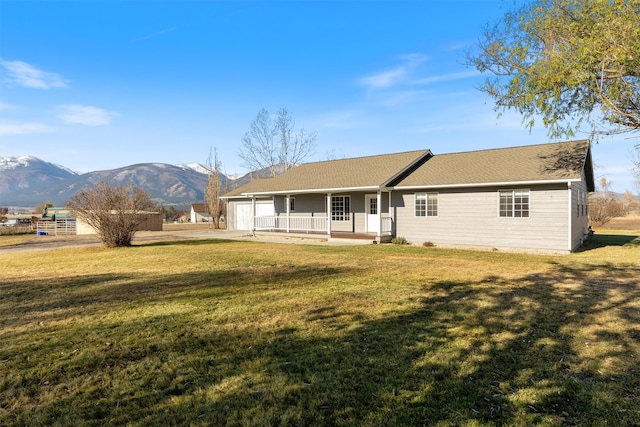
[1,0,637,192]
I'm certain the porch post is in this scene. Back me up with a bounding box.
[326,193,332,235]
[286,195,290,233]
[377,191,382,238]
[251,196,256,236]
[388,190,393,237]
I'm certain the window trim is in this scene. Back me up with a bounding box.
[498,189,530,218]
[415,192,438,217]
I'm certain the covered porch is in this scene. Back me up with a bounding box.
[249,191,395,243]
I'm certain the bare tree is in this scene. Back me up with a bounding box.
[67,181,157,247]
[239,108,316,178]
[589,178,624,227]
[204,146,225,229]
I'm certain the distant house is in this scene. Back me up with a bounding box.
[223,140,595,253]
[41,206,74,221]
[190,203,212,223]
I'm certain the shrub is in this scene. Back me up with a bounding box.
[391,237,408,245]
[67,181,157,247]
[422,241,435,247]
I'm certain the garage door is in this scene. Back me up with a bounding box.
[235,202,274,231]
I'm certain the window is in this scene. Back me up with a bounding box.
[289,197,295,212]
[368,197,377,215]
[499,190,529,218]
[415,193,438,217]
[427,193,438,216]
[415,193,426,217]
[331,196,350,221]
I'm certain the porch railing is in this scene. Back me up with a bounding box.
[254,216,328,233]
[254,215,393,235]
[381,216,393,234]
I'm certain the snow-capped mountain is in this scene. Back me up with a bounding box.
[178,163,211,175]
[0,156,229,207]
[0,156,79,200]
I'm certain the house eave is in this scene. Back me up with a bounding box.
[228,185,384,198]
[393,178,583,191]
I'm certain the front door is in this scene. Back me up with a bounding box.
[365,194,379,233]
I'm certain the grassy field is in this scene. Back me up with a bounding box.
[1,232,639,426]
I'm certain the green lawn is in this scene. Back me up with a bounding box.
[1,233,639,426]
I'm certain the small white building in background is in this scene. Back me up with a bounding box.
[190,203,212,223]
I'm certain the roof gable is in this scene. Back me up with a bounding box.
[224,149,431,196]
[394,140,593,189]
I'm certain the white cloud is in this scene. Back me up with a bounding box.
[313,109,371,130]
[0,59,68,89]
[0,100,19,111]
[413,70,480,85]
[57,104,117,126]
[358,54,480,94]
[132,25,183,42]
[0,121,57,136]
[359,53,429,89]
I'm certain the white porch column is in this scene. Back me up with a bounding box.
[377,191,382,238]
[388,190,393,236]
[251,196,256,236]
[326,193,332,235]
[286,195,291,232]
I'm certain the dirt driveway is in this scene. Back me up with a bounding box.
[0,224,218,255]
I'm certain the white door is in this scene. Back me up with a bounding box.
[365,194,379,233]
[235,203,252,231]
[235,202,275,231]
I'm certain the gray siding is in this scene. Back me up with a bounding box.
[570,172,591,250]
[394,184,571,252]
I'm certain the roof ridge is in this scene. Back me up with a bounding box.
[300,148,430,166]
[434,140,588,157]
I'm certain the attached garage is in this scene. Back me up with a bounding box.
[230,199,274,231]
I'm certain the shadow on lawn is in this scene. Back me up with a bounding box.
[3,259,640,426]
[177,261,639,426]
[138,238,244,248]
[576,232,639,251]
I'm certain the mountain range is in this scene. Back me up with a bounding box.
[0,156,258,208]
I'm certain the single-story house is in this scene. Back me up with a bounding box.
[223,140,595,253]
[190,203,212,223]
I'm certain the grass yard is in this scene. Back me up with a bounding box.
[1,232,639,426]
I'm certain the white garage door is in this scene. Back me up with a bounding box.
[235,202,274,231]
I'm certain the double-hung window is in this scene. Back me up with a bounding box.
[499,190,529,218]
[331,196,350,221]
[415,193,438,217]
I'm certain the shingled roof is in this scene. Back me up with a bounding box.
[224,149,432,196]
[224,140,594,197]
[395,140,594,190]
